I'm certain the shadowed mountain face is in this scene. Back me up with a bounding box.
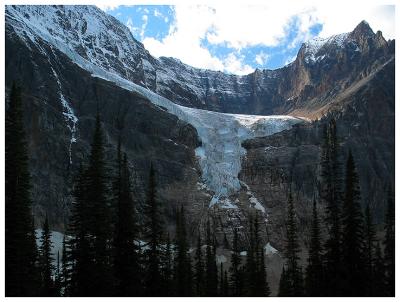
[5,5,394,293]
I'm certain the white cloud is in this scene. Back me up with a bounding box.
[140,15,148,39]
[96,4,119,12]
[284,54,297,66]
[140,4,394,74]
[126,17,137,34]
[255,51,270,65]
[312,5,395,40]
[154,9,163,18]
[223,53,254,75]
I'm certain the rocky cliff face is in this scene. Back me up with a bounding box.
[5,5,395,294]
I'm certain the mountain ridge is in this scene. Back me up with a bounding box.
[6,5,394,117]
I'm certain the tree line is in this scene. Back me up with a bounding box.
[5,83,394,297]
[278,119,395,297]
[5,83,270,297]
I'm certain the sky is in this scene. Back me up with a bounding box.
[98,4,395,75]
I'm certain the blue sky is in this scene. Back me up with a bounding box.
[100,4,395,75]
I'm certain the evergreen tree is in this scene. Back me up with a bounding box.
[383,188,395,296]
[60,235,69,296]
[219,262,224,296]
[143,164,164,295]
[278,266,290,296]
[174,206,192,296]
[67,166,93,296]
[194,234,205,296]
[54,251,61,296]
[372,242,386,296]
[253,214,270,296]
[161,233,173,296]
[257,246,270,296]
[320,119,343,296]
[86,114,113,296]
[305,200,324,296]
[67,115,113,296]
[205,220,218,296]
[229,228,243,296]
[364,203,377,296]
[341,151,366,296]
[245,215,256,295]
[112,139,141,296]
[39,215,55,296]
[282,192,304,296]
[223,269,229,296]
[5,82,39,296]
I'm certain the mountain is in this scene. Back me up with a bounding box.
[5,5,394,294]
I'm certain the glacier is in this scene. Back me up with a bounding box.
[6,5,305,209]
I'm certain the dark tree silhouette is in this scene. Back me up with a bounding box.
[280,192,303,296]
[5,82,40,296]
[341,151,366,296]
[143,164,164,295]
[383,188,395,296]
[39,215,55,296]
[112,138,141,296]
[305,200,324,296]
[320,119,343,296]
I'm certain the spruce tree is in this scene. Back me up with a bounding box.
[194,234,205,296]
[305,200,324,296]
[278,266,290,296]
[39,215,55,296]
[257,246,270,296]
[320,119,343,296]
[219,262,224,296]
[112,139,141,296]
[282,192,304,296]
[223,269,229,296]
[372,242,386,296]
[205,220,218,296]
[86,114,113,296]
[54,251,61,296]
[60,235,69,296]
[161,233,173,296]
[67,166,92,296]
[143,164,164,295]
[251,214,270,296]
[5,82,39,296]
[364,203,377,296]
[383,188,395,296]
[341,151,366,296]
[229,228,243,296]
[174,206,192,296]
[245,215,256,295]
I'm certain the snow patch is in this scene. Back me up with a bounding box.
[216,254,227,264]
[264,242,278,255]
[304,33,350,63]
[35,229,64,265]
[249,196,266,213]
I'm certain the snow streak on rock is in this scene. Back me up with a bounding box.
[50,67,78,164]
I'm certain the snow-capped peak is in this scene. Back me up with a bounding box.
[302,32,350,63]
[6,5,149,82]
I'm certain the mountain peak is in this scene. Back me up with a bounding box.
[351,20,375,38]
